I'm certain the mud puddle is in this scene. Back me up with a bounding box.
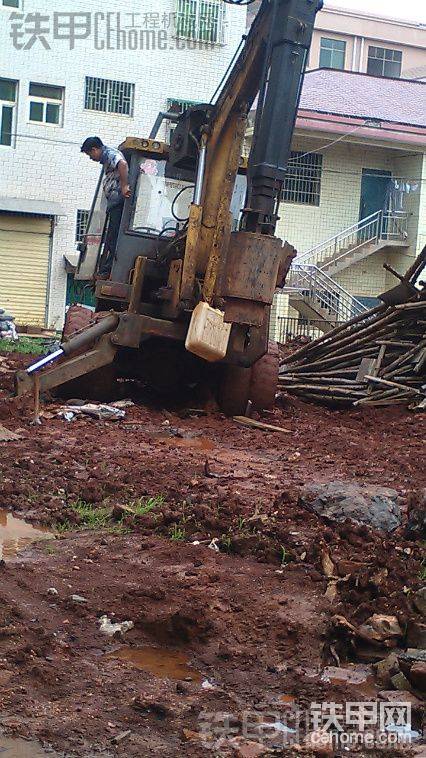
[0,737,50,757]
[0,509,53,560]
[108,646,202,682]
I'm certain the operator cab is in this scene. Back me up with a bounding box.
[75,136,247,302]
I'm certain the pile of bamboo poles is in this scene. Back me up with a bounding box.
[279,298,426,408]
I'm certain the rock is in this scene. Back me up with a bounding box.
[412,587,426,617]
[229,738,267,757]
[321,665,373,688]
[71,594,88,604]
[378,690,423,708]
[304,729,334,756]
[408,661,426,692]
[390,671,412,692]
[375,653,400,686]
[405,491,426,539]
[47,587,58,596]
[299,481,402,532]
[357,614,402,645]
[406,621,426,649]
[399,648,426,664]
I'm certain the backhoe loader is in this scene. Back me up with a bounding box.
[16,0,322,415]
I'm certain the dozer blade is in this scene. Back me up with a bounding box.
[15,313,119,397]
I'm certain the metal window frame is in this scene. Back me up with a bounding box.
[84,76,135,117]
[175,0,225,44]
[319,37,346,69]
[0,77,17,148]
[367,46,402,77]
[282,151,323,206]
[28,84,64,126]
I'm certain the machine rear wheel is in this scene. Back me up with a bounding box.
[218,342,279,416]
[218,365,251,416]
[249,341,279,411]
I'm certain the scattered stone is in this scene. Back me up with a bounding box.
[228,738,267,757]
[378,690,423,708]
[98,615,134,637]
[357,614,402,645]
[71,594,88,604]
[47,588,58,596]
[412,587,426,617]
[390,671,412,692]
[304,729,334,756]
[299,482,402,532]
[406,621,426,649]
[399,648,426,664]
[321,665,373,687]
[112,730,131,744]
[131,695,171,718]
[408,661,426,692]
[182,728,202,742]
[375,653,400,687]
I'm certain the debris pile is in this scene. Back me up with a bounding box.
[279,249,426,409]
[0,308,17,340]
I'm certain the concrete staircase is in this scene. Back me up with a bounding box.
[284,210,409,331]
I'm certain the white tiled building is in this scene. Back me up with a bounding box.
[0,0,246,328]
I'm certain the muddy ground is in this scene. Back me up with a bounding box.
[0,352,424,757]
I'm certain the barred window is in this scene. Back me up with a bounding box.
[176,0,225,44]
[282,152,322,206]
[367,47,402,78]
[75,209,89,242]
[84,77,135,116]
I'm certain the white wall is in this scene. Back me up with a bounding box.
[0,0,246,328]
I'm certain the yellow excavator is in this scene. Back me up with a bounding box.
[16,0,322,415]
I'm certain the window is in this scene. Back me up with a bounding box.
[367,47,402,78]
[319,38,346,70]
[2,1,20,7]
[29,83,64,125]
[0,78,17,147]
[176,0,225,44]
[75,209,89,243]
[282,151,322,206]
[84,77,135,116]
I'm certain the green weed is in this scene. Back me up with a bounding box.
[130,495,164,516]
[0,337,48,355]
[280,545,288,566]
[170,524,185,541]
[71,500,110,529]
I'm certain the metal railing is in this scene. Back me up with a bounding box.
[296,210,409,269]
[276,316,345,343]
[287,264,368,322]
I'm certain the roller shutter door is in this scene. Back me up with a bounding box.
[0,213,51,327]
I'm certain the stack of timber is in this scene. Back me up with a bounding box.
[279,249,426,409]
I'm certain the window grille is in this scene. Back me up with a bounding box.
[176,0,225,44]
[84,77,135,116]
[282,152,322,206]
[75,209,89,242]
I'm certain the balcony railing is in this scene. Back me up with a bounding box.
[296,210,409,269]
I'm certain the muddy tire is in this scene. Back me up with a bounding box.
[218,365,251,417]
[249,341,279,411]
[62,305,94,340]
